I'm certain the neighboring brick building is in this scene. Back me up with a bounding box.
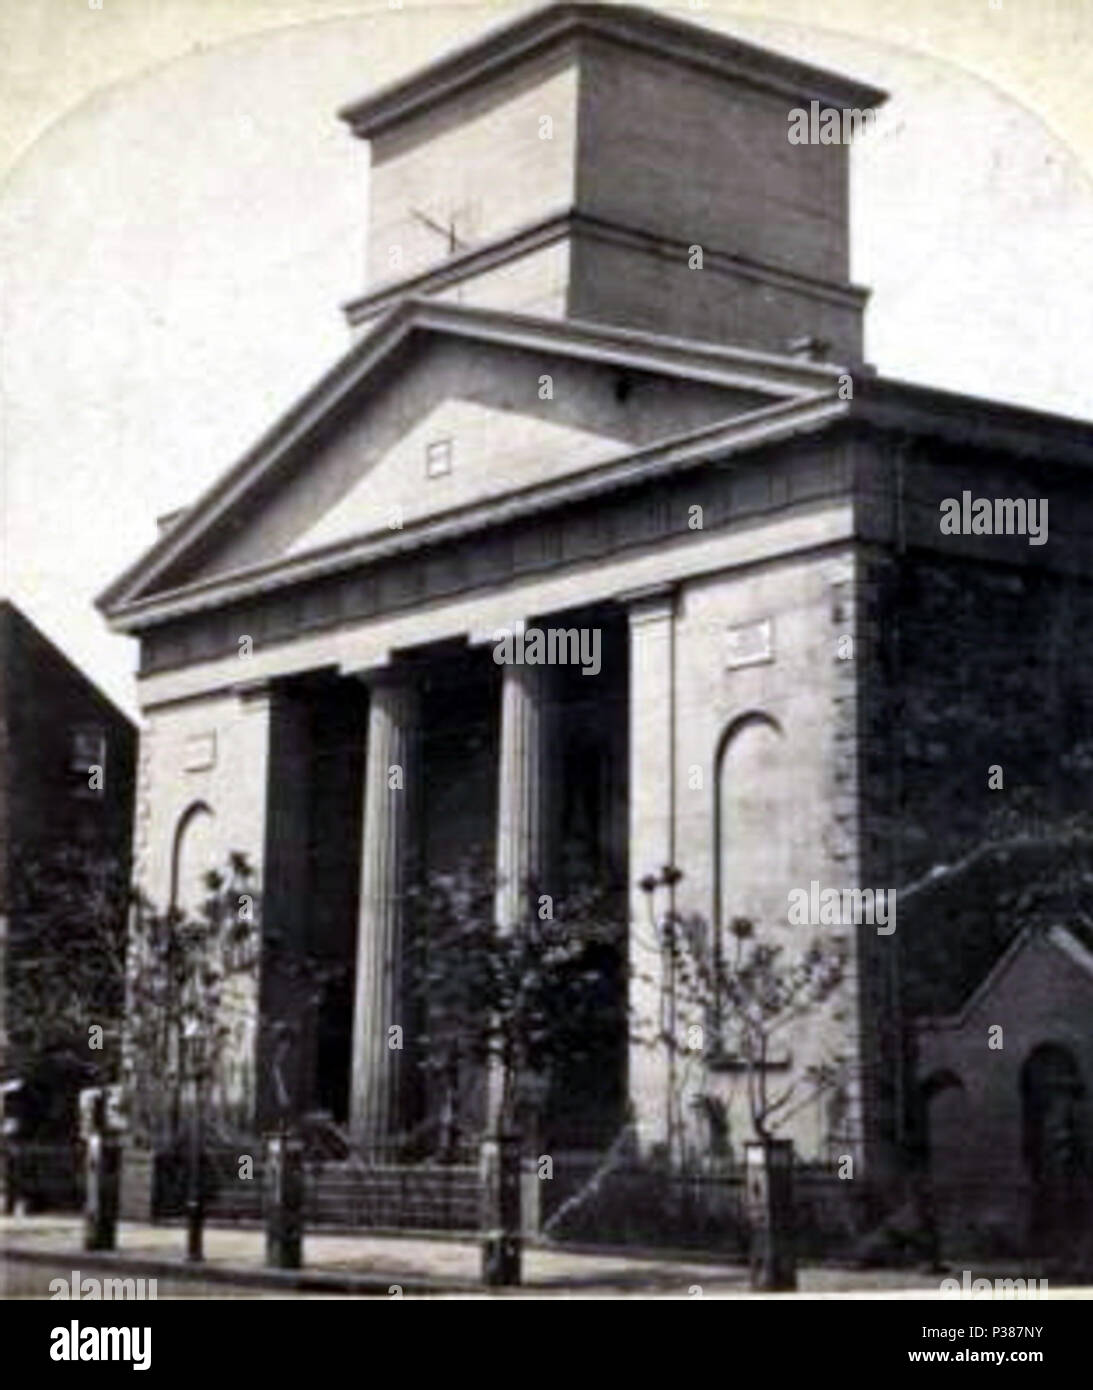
[918,926,1093,1253]
[94,1,1093,1232]
[0,600,136,1127]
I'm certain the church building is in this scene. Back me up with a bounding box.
[99,3,1093,1211]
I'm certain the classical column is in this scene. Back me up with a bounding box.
[625,587,677,1154]
[350,670,420,1152]
[483,659,550,1136]
[494,661,549,933]
[483,657,550,1273]
[257,683,313,1128]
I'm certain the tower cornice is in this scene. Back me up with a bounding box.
[337,3,887,140]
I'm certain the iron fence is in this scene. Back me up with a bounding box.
[1,1141,83,1212]
[10,1137,1091,1267]
[150,1145,481,1231]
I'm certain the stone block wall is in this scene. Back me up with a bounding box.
[853,427,1093,1181]
[627,536,886,1171]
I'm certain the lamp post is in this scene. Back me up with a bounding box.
[82,1087,120,1252]
[264,1021,304,1270]
[640,865,684,1166]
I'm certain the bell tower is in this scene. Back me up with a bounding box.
[339,3,885,362]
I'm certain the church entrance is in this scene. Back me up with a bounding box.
[260,609,629,1157]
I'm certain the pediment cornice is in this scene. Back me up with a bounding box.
[97,299,848,623]
[102,390,849,634]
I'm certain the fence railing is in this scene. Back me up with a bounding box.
[151,1146,482,1232]
[10,1139,1090,1264]
[1,1141,84,1212]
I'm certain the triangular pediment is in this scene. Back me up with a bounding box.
[99,300,847,618]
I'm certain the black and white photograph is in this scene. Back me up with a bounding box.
[1,0,1091,1355]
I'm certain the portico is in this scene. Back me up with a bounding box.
[339,615,629,1153]
[209,601,634,1152]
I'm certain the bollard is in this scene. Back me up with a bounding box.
[265,1131,304,1269]
[84,1131,121,1251]
[2,1082,25,1215]
[520,1153,542,1240]
[480,1128,522,1286]
[745,1138,797,1291]
[1,1140,17,1215]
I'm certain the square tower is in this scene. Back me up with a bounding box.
[340,3,885,359]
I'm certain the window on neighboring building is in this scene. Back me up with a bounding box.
[68,724,106,798]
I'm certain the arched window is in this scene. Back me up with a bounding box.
[713,711,787,935]
[170,800,216,920]
[711,712,791,1061]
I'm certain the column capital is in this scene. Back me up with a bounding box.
[469,616,531,647]
[621,584,678,626]
[343,657,392,684]
[346,661,422,693]
[497,654,551,689]
[233,677,274,707]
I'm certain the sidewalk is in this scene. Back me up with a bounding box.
[0,1215,992,1298]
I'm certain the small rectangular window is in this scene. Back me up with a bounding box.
[426,438,452,478]
[69,724,106,796]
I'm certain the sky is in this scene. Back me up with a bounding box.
[2,0,1093,720]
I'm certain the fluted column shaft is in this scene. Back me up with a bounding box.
[487,661,549,1134]
[494,662,548,933]
[350,672,419,1151]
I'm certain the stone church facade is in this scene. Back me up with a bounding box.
[99,4,1093,1196]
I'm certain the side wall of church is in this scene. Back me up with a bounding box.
[854,428,1093,1174]
[627,529,887,1174]
[128,685,273,1135]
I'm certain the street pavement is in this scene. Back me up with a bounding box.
[0,1216,1078,1298]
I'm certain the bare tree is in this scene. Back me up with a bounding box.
[124,852,260,1148]
[636,868,847,1159]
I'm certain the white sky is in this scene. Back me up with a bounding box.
[2,0,1093,719]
